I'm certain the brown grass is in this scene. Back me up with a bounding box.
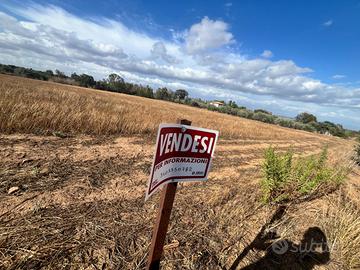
[0,74,359,270]
[317,194,360,269]
[0,74,323,140]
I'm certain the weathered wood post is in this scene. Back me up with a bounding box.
[146,119,191,270]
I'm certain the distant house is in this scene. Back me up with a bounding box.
[209,101,225,108]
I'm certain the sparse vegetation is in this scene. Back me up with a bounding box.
[261,146,349,203]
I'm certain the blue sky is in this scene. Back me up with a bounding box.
[0,0,359,130]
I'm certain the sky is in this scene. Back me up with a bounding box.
[0,0,359,130]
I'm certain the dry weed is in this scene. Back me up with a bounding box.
[0,74,331,140]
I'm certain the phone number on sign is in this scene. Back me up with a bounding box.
[159,166,204,178]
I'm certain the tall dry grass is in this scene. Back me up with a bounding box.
[0,74,328,140]
[317,195,360,269]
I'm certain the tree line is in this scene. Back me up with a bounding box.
[1,63,358,138]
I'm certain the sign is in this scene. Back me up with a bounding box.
[146,123,219,200]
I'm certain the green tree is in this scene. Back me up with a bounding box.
[107,73,125,92]
[71,73,80,80]
[174,89,188,100]
[45,70,54,77]
[78,74,95,87]
[296,112,317,124]
[228,100,238,108]
[136,85,154,98]
[55,69,66,78]
[155,87,172,100]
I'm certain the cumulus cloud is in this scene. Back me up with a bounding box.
[261,50,273,58]
[0,4,359,129]
[185,17,234,54]
[151,41,178,64]
[323,20,333,27]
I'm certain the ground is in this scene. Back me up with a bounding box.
[0,75,359,269]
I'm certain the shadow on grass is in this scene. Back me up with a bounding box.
[230,206,330,270]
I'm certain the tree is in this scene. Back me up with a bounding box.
[174,89,188,100]
[228,100,238,108]
[70,73,95,87]
[136,85,154,98]
[155,87,172,100]
[78,74,95,87]
[296,112,317,124]
[107,73,125,92]
[71,72,80,80]
[108,73,124,84]
[55,69,66,78]
[45,70,54,77]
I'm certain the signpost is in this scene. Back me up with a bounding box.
[146,119,219,269]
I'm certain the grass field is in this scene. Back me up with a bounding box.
[0,74,324,140]
[0,74,359,269]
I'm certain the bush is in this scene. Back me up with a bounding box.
[261,146,348,203]
[261,147,293,203]
[236,109,253,119]
[296,112,317,123]
[252,112,275,124]
[274,117,293,128]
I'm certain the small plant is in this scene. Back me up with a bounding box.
[261,146,348,204]
[261,147,292,203]
[52,131,67,138]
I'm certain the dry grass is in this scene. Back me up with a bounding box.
[317,194,360,269]
[0,74,323,140]
[0,75,359,269]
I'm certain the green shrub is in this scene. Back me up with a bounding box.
[261,147,293,203]
[261,146,348,204]
[252,112,275,124]
[293,147,331,194]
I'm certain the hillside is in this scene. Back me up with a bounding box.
[0,75,359,269]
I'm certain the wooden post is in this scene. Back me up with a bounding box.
[146,119,191,270]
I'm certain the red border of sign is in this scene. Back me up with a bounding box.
[145,123,219,201]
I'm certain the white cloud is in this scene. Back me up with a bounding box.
[225,3,233,7]
[150,41,178,64]
[184,16,234,54]
[332,74,346,79]
[323,20,333,27]
[0,4,360,129]
[261,50,273,58]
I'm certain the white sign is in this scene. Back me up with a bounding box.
[145,123,219,200]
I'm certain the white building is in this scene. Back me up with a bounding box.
[209,101,225,108]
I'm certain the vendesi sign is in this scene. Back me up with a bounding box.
[145,123,219,200]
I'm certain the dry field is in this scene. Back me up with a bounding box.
[0,74,359,269]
